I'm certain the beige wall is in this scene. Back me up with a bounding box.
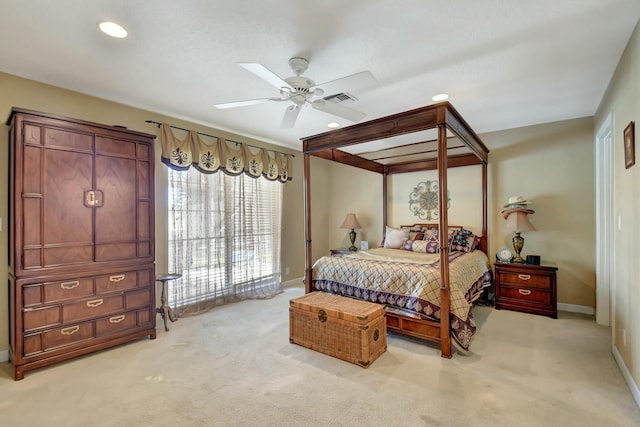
[482,117,596,308]
[0,72,303,354]
[595,18,640,391]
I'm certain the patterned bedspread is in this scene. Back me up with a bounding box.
[311,248,492,350]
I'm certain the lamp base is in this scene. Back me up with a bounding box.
[512,232,526,263]
[348,228,357,251]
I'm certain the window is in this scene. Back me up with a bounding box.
[167,167,282,316]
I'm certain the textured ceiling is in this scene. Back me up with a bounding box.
[1,0,639,150]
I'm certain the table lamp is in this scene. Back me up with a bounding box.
[504,210,535,263]
[340,213,362,251]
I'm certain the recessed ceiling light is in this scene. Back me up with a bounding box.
[99,21,128,38]
[327,122,340,129]
[432,93,449,102]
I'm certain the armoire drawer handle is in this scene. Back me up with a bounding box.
[109,314,126,324]
[518,274,531,280]
[60,280,80,290]
[109,274,125,283]
[518,289,532,296]
[61,325,80,335]
[86,299,104,308]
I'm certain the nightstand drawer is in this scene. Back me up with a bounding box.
[499,286,551,305]
[498,272,552,289]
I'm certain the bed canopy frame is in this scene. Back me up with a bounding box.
[301,101,490,358]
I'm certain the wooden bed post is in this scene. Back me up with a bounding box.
[382,166,388,232]
[437,124,452,359]
[303,153,312,293]
[481,162,488,254]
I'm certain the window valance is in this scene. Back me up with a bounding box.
[159,123,293,182]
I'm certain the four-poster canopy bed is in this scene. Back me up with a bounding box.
[301,101,490,358]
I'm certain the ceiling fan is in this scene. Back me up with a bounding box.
[214,57,376,128]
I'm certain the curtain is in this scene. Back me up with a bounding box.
[160,124,293,182]
[167,166,283,316]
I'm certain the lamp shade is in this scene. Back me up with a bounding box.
[504,210,536,232]
[340,213,361,229]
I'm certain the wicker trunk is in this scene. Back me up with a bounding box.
[289,292,387,368]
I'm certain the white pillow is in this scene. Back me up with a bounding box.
[383,226,410,249]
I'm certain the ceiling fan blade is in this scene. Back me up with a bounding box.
[239,63,291,90]
[314,71,376,96]
[214,97,281,109]
[281,105,302,128]
[311,99,366,122]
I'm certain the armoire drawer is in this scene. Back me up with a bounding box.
[22,287,152,331]
[21,267,154,308]
[22,307,153,358]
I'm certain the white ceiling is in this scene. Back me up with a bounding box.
[1,0,639,151]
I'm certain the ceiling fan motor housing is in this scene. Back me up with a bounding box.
[288,57,309,75]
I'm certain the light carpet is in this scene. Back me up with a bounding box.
[0,285,638,427]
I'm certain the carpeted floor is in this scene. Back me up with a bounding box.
[0,284,638,427]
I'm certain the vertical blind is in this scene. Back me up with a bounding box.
[167,167,283,316]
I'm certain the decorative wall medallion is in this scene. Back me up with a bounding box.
[408,180,450,220]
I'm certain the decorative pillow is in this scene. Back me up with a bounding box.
[421,227,458,252]
[403,239,438,253]
[449,229,479,253]
[383,226,410,249]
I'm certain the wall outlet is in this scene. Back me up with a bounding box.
[623,329,627,347]
[285,266,290,275]
[360,241,369,250]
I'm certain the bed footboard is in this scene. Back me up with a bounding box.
[385,310,452,358]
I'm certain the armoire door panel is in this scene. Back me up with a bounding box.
[43,149,93,246]
[95,135,137,158]
[95,243,137,262]
[44,127,93,152]
[22,198,42,246]
[94,155,136,244]
[22,249,42,270]
[137,161,150,199]
[22,145,42,193]
[43,244,94,267]
[23,124,41,145]
[138,201,150,239]
[136,143,150,160]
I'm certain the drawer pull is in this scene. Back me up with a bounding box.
[61,325,80,335]
[109,314,126,324]
[60,280,80,290]
[518,274,531,281]
[518,289,532,296]
[86,298,104,308]
[109,274,125,283]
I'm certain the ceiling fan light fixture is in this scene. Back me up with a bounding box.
[98,21,128,38]
[432,93,449,102]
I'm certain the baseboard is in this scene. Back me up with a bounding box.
[612,344,640,408]
[0,350,8,363]
[557,303,595,315]
[281,277,304,289]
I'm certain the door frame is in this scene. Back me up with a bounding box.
[595,113,613,327]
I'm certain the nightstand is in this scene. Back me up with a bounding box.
[330,248,357,256]
[494,262,558,318]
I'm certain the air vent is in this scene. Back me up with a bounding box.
[323,92,358,103]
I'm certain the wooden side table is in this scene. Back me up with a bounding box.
[494,262,558,318]
[156,274,181,331]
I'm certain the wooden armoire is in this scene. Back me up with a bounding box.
[7,108,157,380]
